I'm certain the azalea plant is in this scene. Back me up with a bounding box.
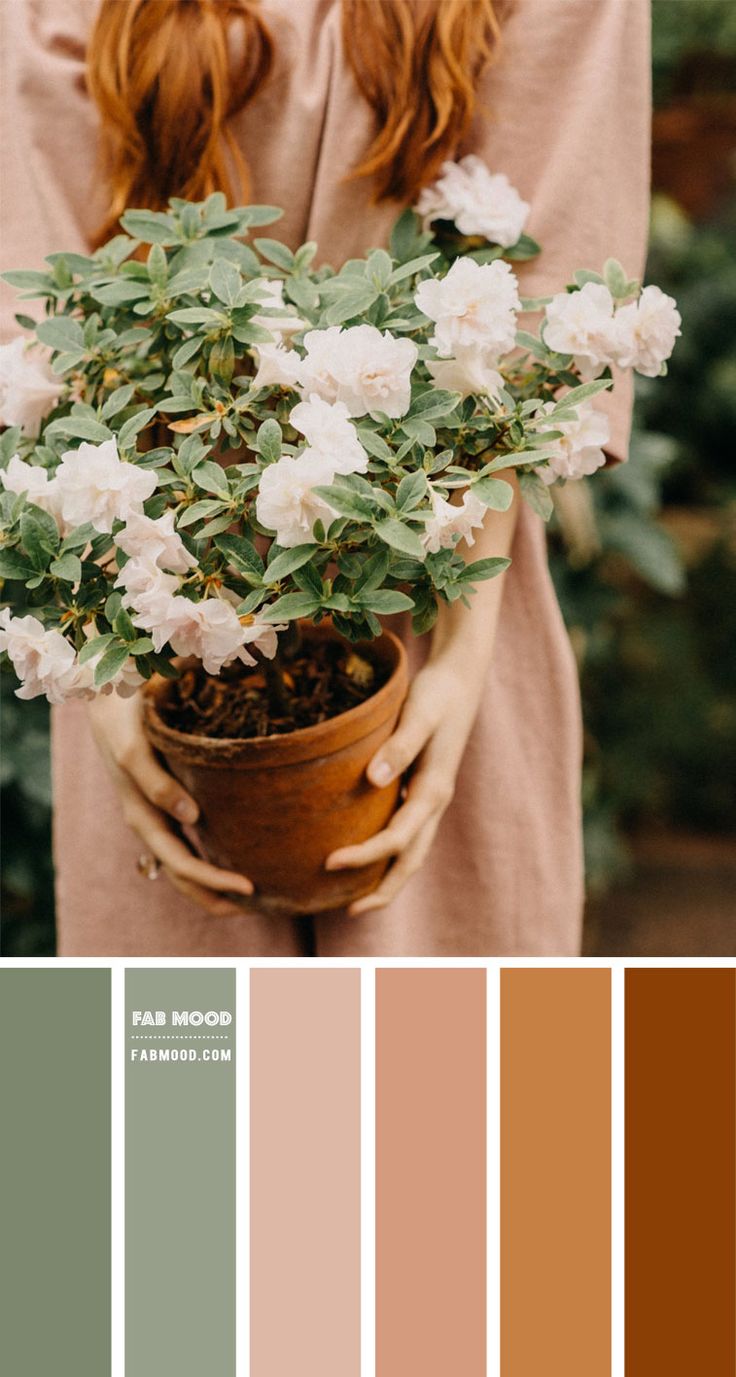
[0,156,680,713]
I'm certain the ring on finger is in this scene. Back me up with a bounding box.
[136,852,160,881]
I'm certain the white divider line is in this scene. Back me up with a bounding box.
[611,964,625,1377]
[360,965,376,1377]
[110,964,125,1377]
[236,963,250,1377]
[486,965,501,1377]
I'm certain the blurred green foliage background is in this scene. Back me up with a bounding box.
[2,0,735,954]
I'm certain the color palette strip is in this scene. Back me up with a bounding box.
[0,969,111,1377]
[2,964,736,1376]
[125,968,236,1377]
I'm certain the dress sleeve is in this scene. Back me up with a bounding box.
[463,0,651,461]
[0,0,103,341]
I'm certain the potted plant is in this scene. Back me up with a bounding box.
[0,159,681,912]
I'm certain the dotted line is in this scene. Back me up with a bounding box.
[130,1034,232,1040]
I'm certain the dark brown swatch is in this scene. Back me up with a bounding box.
[626,968,736,1377]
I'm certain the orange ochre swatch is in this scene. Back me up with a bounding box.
[501,967,612,1377]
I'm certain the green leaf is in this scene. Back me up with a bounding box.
[192,460,230,498]
[407,388,461,421]
[354,547,390,593]
[119,210,178,245]
[20,507,60,568]
[94,641,132,687]
[260,592,321,621]
[101,384,136,420]
[214,534,264,580]
[0,549,34,579]
[456,556,511,583]
[209,258,242,306]
[209,334,235,383]
[503,233,541,262]
[253,239,295,270]
[396,469,428,511]
[312,485,374,521]
[36,316,85,353]
[168,307,225,326]
[177,498,228,527]
[2,269,53,293]
[518,470,554,520]
[390,208,432,264]
[45,415,114,443]
[91,281,152,306]
[172,336,203,369]
[265,544,319,582]
[388,252,440,285]
[547,379,612,415]
[49,552,82,582]
[471,476,515,511]
[603,257,629,300]
[256,418,282,463]
[324,282,380,325]
[147,243,168,287]
[78,634,115,665]
[357,589,414,614]
[375,518,425,560]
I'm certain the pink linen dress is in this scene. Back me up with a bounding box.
[0,0,651,955]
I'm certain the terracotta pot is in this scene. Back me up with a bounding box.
[142,623,409,915]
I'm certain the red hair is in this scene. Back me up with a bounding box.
[87,0,501,241]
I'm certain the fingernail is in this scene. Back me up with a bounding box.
[369,760,393,787]
[325,854,343,871]
[175,798,198,824]
[231,879,254,896]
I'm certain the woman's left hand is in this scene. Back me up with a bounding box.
[325,657,483,915]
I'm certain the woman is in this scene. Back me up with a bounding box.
[1,0,650,956]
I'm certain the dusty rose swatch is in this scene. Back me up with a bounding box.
[501,968,611,1376]
[250,969,361,1377]
[376,968,487,1377]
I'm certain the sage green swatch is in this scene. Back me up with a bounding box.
[126,967,236,1377]
[0,968,111,1377]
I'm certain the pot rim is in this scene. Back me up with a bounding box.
[142,624,408,768]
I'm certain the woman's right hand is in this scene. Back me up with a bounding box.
[88,690,254,917]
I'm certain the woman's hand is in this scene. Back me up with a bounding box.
[88,690,254,917]
[325,656,484,915]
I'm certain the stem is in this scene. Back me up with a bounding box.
[261,620,303,719]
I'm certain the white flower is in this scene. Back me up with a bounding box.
[133,593,260,676]
[0,455,64,524]
[301,325,417,419]
[415,257,520,359]
[543,282,619,380]
[426,348,503,400]
[613,285,681,377]
[288,395,368,474]
[0,607,83,703]
[422,487,487,554]
[115,558,179,612]
[116,510,197,575]
[240,614,280,662]
[252,342,303,390]
[0,337,64,435]
[537,400,610,485]
[416,156,530,247]
[251,279,306,339]
[255,450,338,548]
[54,439,157,534]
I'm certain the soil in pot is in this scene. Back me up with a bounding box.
[143,623,408,917]
[158,636,390,740]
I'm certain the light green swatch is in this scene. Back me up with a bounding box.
[125,967,236,1377]
[0,968,111,1377]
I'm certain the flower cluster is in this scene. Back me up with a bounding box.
[0,169,680,706]
[544,281,681,381]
